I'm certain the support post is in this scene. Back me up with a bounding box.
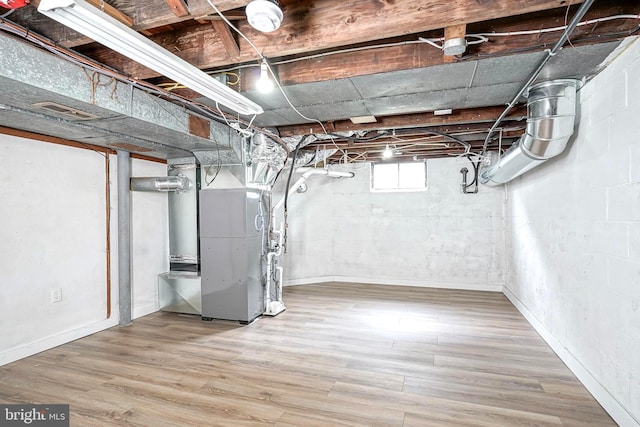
[117,150,132,327]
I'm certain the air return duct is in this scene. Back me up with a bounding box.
[480,79,581,186]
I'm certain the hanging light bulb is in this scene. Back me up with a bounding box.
[382,144,393,159]
[257,59,274,93]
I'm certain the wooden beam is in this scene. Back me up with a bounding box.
[14,0,250,48]
[188,115,211,139]
[277,106,527,137]
[165,0,190,17]
[445,24,467,41]
[211,20,241,59]
[302,126,525,149]
[443,24,467,62]
[273,42,442,86]
[262,2,638,87]
[84,0,134,26]
[195,12,247,23]
[0,126,165,163]
[79,0,585,79]
[29,0,134,26]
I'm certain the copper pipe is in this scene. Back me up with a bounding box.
[105,154,112,319]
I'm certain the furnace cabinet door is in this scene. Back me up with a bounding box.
[200,236,263,322]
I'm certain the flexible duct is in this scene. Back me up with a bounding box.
[130,175,191,192]
[480,79,581,186]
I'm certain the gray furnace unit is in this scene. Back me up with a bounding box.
[199,188,267,324]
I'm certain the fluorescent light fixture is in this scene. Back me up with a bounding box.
[38,0,264,116]
[257,59,273,93]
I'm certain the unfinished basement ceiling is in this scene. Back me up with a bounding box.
[235,42,620,127]
[1,0,639,162]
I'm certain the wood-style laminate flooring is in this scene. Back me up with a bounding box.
[0,283,615,426]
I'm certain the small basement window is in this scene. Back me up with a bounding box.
[371,161,427,191]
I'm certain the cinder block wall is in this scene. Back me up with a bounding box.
[504,38,640,424]
[280,158,505,291]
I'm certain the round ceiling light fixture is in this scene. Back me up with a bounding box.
[246,0,283,33]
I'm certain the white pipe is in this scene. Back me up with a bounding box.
[266,167,355,314]
[294,167,356,178]
[272,167,355,214]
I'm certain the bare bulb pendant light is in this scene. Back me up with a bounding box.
[246,0,283,33]
[257,59,274,93]
[38,0,264,116]
[382,144,393,159]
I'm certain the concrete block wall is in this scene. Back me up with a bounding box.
[281,158,505,291]
[0,134,168,365]
[504,38,640,425]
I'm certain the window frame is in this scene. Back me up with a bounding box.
[370,161,427,192]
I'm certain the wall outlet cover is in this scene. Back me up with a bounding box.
[51,288,62,303]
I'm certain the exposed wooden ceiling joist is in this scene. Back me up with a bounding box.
[211,20,241,59]
[75,0,585,80]
[243,2,638,88]
[5,0,637,163]
[277,105,527,136]
[13,0,250,48]
[165,0,190,17]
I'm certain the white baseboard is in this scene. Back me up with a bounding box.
[133,302,159,319]
[0,303,159,367]
[284,275,503,292]
[284,276,336,286]
[503,287,639,427]
[0,317,118,367]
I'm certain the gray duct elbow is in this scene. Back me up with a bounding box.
[480,79,582,186]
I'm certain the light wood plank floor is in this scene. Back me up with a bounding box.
[0,283,614,426]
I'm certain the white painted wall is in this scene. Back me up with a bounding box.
[0,135,168,365]
[504,38,640,426]
[280,158,505,291]
[130,159,169,318]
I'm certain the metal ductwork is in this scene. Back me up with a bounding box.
[130,175,192,192]
[0,32,242,161]
[480,79,581,186]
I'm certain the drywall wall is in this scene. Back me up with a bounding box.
[0,134,168,365]
[504,38,640,426]
[279,158,505,291]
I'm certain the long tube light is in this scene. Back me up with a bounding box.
[38,0,264,116]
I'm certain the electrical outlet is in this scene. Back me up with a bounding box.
[51,288,62,303]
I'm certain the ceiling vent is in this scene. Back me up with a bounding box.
[32,102,99,120]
